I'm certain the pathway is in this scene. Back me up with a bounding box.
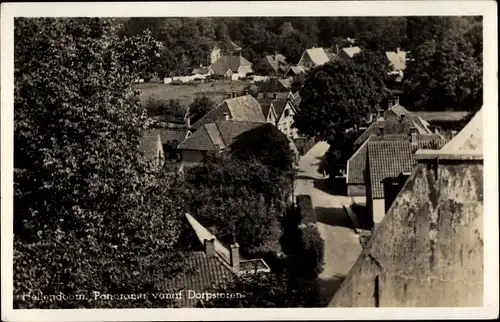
[294,141,363,305]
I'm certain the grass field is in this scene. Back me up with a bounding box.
[134,80,250,107]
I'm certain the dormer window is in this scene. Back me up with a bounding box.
[284,109,290,118]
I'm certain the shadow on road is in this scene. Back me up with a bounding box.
[318,274,346,306]
[315,206,355,229]
[313,178,347,195]
[295,174,317,181]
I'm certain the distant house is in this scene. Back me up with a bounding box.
[334,46,362,62]
[138,130,165,168]
[285,65,306,78]
[162,213,270,308]
[258,95,299,139]
[264,53,288,76]
[385,48,407,82]
[297,47,331,71]
[353,113,434,149]
[191,66,213,79]
[330,109,483,307]
[177,120,297,165]
[209,55,253,79]
[210,41,242,65]
[409,111,470,136]
[191,95,266,130]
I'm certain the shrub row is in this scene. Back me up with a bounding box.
[280,195,325,280]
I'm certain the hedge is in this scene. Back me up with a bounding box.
[296,195,317,225]
[280,195,325,280]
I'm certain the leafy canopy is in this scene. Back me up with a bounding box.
[14,18,184,309]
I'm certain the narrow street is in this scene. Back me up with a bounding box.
[294,141,363,305]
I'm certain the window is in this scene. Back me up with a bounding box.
[284,109,290,118]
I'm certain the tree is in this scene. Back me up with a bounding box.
[14,18,184,309]
[204,270,324,308]
[293,60,385,141]
[188,95,214,123]
[403,31,482,111]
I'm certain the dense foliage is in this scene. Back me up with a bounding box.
[204,270,324,308]
[118,17,410,76]
[14,18,184,308]
[180,126,295,258]
[187,95,215,123]
[281,196,325,280]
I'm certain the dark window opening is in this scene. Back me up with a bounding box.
[374,275,380,307]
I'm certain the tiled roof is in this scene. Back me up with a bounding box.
[177,126,217,151]
[279,78,293,90]
[209,55,252,75]
[192,95,265,129]
[257,92,291,100]
[337,46,362,61]
[353,115,433,146]
[304,47,330,66]
[163,251,235,308]
[265,54,287,71]
[384,104,410,118]
[138,130,163,161]
[177,120,265,152]
[347,133,445,185]
[287,65,306,75]
[367,140,416,199]
[192,67,211,75]
[215,120,265,148]
[156,128,189,144]
[271,98,290,119]
[385,50,407,71]
[185,213,232,263]
[409,111,470,122]
[258,99,273,119]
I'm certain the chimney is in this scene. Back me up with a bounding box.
[411,132,418,144]
[227,92,232,99]
[230,243,240,272]
[397,47,400,53]
[394,96,400,106]
[185,116,191,128]
[388,99,393,109]
[204,237,215,257]
[451,130,458,137]
[243,90,248,96]
[222,112,230,120]
[377,118,385,137]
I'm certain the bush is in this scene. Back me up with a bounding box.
[296,195,316,224]
[280,195,324,280]
[296,225,325,279]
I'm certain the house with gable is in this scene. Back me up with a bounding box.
[330,108,483,307]
[177,119,298,165]
[334,46,362,62]
[210,40,242,65]
[297,47,331,71]
[190,95,266,130]
[162,213,270,308]
[209,54,253,80]
[346,132,448,197]
[257,94,299,139]
[263,53,289,77]
[385,47,407,82]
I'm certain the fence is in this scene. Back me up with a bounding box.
[293,136,318,156]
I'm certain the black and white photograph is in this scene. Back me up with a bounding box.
[1,1,498,321]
